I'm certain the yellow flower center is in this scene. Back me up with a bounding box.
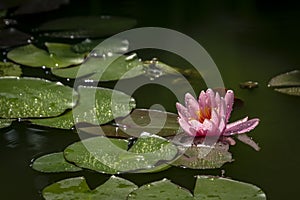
[197,107,211,123]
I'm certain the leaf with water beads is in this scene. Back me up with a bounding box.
[0,77,77,118]
[32,152,81,173]
[42,176,138,200]
[268,70,300,96]
[0,62,22,77]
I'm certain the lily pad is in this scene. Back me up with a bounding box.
[0,28,32,49]
[32,152,81,173]
[37,16,137,38]
[128,179,193,200]
[64,134,178,174]
[7,43,85,68]
[194,176,266,200]
[30,86,135,128]
[171,143,232,169]
[72,38,129,55]
[0,62,22,77]
[0,77,77,118]
[52,54,144,81]
[43,176,138,200]
[268,70,300,96]
[0,119,13,128]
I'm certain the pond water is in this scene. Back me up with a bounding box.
[1,1,300,199]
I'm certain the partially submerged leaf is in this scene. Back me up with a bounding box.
[64,135,178,174]
[0,77,77,118]
[0,62,22,77]
[127,179,193,200]
[171,143,232,169]
[37,16,137,38]
[0,119,13,128]
[7,43,85,68]
[268,70,300,96]
[32,152,81,173]
[43,176,138,200]
[194,176,266,200]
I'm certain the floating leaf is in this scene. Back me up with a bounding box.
[0,28,32,49]
[268,70,300,96]
[64,135,178,174]
[0,77,77,118]
[7,43,85,68]
[0,62,22,77]
[30,110,74,129]
[116,109,179,137]
[30,86,135,128]
[32,152,81,173]
[52,55,144,81]
[171,143,232,169]
[0,119,13,128]
[37,16,137,38]
[127,179,193,200]
[43,176,138,200]
[194,176,266,200]
[72,38,129,54]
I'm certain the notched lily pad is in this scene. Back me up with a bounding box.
[37,16,137,38]
[7,43,85,68]
[0,62,22,77]
[171,142,232,169]
[194,176,266,200]
[0,77,77,118]
[64,134,178,174]
[32,152,81,173]
[43,176,138,200]
[268,70,300,96]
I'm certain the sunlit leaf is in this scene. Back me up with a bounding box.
[7,43,85,68]
[32,152,81,173]
[0,62,22,77]
[0,77,77,118]
[52,55,144,81]
[38,16,137,38]
[64,134,178,174]
[268,70,300,96]
[194,176,266,200]
[0,119,13,128]
[30,86,135,128]
[171,142,232,169]
[127,179,193,200]
[0,28,32,49]
[43,176,137,200]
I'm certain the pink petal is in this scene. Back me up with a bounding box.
[214,92,221,109]
[223,137,236,145]
[210,109,220,126]
[178,118,193,136]
[189,120,206,136]
[185,93,199,119]
[236,134,260,151]
[203,119,220,137]
[218,117,226,133]
[226,116,248,129]
[218,99,227,119]
[206,89,215,107]
[176,102,189,121]
[224,90,234,122]
[198,90,206,109]
[224,118,259,136]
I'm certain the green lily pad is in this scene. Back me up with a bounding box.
[37,16,137,38]
[128,179,193,200]
[0,28,32,49]
[171,143,232,169]
[268,70,300,96]
[0,77,77,118]
[42,176,138,200]
[72,38,129,54]
[0,62,22,76]
[52,54,144,81]
[0,119,13,128]
[194,176,266,200]
[7,43,85,68]
[30,86,135,128]
[32,152,81,173]
[64,134,178,174]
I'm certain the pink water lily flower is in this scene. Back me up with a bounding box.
[176,89,259,145]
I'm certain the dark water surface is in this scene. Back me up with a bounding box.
[1,1,300,199]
